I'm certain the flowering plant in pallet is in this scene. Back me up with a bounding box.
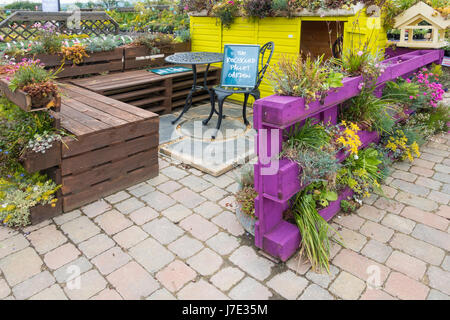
[0,58,60,112]
[251,49,446,270]
[0,98,62,227]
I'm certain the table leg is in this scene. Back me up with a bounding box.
[171,64,198,125]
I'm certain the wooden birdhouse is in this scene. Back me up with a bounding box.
[394,1,449,49]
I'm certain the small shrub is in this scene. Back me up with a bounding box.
[340,199,358,213]
[242,0,273,19]
[235,166,257,217]
[212,0,241,29]
[269,53,344,107]
[133,33,175,54]
[271,0,289,12]
[61,44,89,65]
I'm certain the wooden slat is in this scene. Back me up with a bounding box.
[61,134,158,175]
[60,83,157,119]
[61,103,111,132]
[129,96,166,107]
[63,97,128,127]
[62,117,158,157]
[59,112,94,136]
[64,89,142,123]
[61,147,157,194]
[109,86,166,101]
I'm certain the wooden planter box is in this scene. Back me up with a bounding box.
[253,50,444,262]
[124,42,191,70]
[29,167,63,225]
[19,142,61,174]
[0,77,60,112]
[30,201,63,225]
[17,47,124,78]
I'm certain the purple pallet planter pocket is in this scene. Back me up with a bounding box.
[261,159,300,202]
[261,130,378,201]
[262,186,354,261]
[259,76,362,128]
[318,187,353,221]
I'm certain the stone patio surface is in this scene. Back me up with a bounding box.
[1,133,449,300]
[159,102,256,177]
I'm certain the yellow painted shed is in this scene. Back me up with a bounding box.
[190,7,387,100]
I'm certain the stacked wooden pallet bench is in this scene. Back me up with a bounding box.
[57,83,159,212]
[69,66,221,114]
[23,82,160,221]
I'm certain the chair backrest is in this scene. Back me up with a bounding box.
[255,41,275,89]
[220,42,274,90]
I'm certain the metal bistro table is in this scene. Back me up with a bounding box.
[165,52,223,125]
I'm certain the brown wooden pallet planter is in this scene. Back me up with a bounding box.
[58,83,159,212]
[16,47,124,78]
[19,142,61,174]
[123,42,191,70]
[0,77,61,112]
[29,167,63,225]
[29,200,63,225]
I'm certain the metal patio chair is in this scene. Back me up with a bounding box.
[203,41,275,139]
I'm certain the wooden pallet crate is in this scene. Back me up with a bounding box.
[16,47,124,78]
[0,77,61,112]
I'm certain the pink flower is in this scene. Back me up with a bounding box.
[423,92,427,96]
[228,0,234,3]
[409,96,414,100]
[357,51,364,56]
[406,79,411,83]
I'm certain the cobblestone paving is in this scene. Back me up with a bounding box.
[1,133,449,300]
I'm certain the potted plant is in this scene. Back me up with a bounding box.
[235,166,258,235]
[2,58,59,110]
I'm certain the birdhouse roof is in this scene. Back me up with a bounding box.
[394,1,449,29]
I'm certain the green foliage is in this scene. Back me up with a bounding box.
[212,0,241,29]
[0,98,55,171]
[340,199,358,213]
[269,54,344,106]
[402,105,450,140]
[4,1,39,10]
[8,61,55,92]
[235,166,257,217]
[85,36,118,53]
[133,33,175,53]
[0,99,62,227]
[0,175,60,227]
[283,119,331,151]
[242,0,273,19]
[174,29,191,42]
[291,186,342,273]
[127,4,190,33]
[280,120,340,185]
[271,0,289,12]
[341,90,396,134]
[309,181,338,208]
[337,147,384,199]
[382,79,420,107]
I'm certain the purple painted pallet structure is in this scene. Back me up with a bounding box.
[253,49,444,262]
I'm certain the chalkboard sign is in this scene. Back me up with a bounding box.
[220,44,260,88]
